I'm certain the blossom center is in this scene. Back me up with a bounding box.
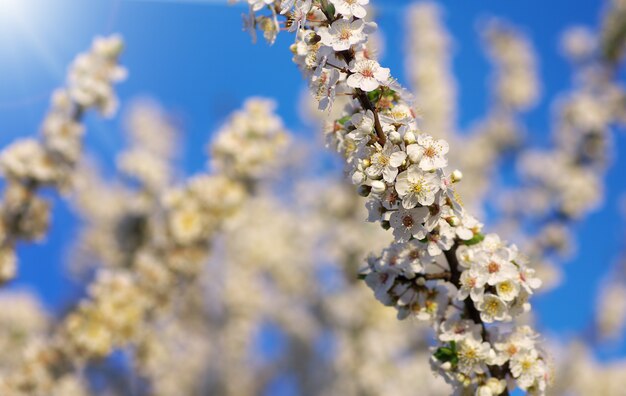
[180,213,198,230]
[424,146,438,158]
[361,68,375,78]
[488,262,500,274]
[460,346,478,360]
[385,190,399,205]
[425,300,437,313]
[402,215,414,227]
[374,153,389,165]
[485,300,500,314]
[410,180,425,194]
[499,281,512,293]
[521,360,533,371]
[339,28,352,40]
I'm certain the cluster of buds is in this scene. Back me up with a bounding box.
[241,0,551,393]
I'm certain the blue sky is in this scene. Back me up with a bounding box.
[1,0,625,362]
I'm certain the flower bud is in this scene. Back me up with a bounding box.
[371,180,386,194]
[308,33,322,45]
[404,131,417,144]
[357,185,371,197]
[361,158,371,167]
[440,361,452,371]
[486,378,506,395]
[447,216,460,227]
[389,131,402,144]
[352,171,366,185]
[451,169,463,183]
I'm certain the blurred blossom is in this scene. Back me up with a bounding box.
[1,1,626,395]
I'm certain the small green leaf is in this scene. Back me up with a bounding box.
[337,115,351,125]
[433,346,457,363]
[382,88,397,98]
[462,233,485,246]
[367,89,382,103]
[321,0,335,17]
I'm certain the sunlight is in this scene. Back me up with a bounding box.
[0,0,65,109]
[0,0,27,26]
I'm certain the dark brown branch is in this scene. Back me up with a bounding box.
[318,5,386,145]
[445,244,510,396]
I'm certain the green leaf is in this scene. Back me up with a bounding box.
[433,345,457,363]
[382,88,397,98]
[367,89,382,103]
[462,233,485,246]
[321,0,335,17]
[337,115,351,125]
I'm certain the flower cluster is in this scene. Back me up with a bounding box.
[404,6,539,217]
[482,19,539,111]
[0,35,125,283]
[495,6,626,294]
[404,2,456,140]
[210,98,289,182]
[63,270,149,358]
[0,96,291,394]
[241,1,552,393]
[164,175,246,250]
[0,293,89,396]
[117,100,178,191]
[551,341,626,395]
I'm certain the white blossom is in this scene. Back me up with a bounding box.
[329,0,369,19]
[395,165,440,208]
[347,59,390,92]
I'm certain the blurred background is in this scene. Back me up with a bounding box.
[0,0,625,394]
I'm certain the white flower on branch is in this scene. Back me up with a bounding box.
[329,0,369,19]
[347,59,390,92]
[394,165,439,208]
[318,18,369,51]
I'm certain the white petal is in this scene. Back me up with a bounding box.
[389,150,407,167]
[360,77,380,92]
[352,6,367,18]
[402,193,418,209]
